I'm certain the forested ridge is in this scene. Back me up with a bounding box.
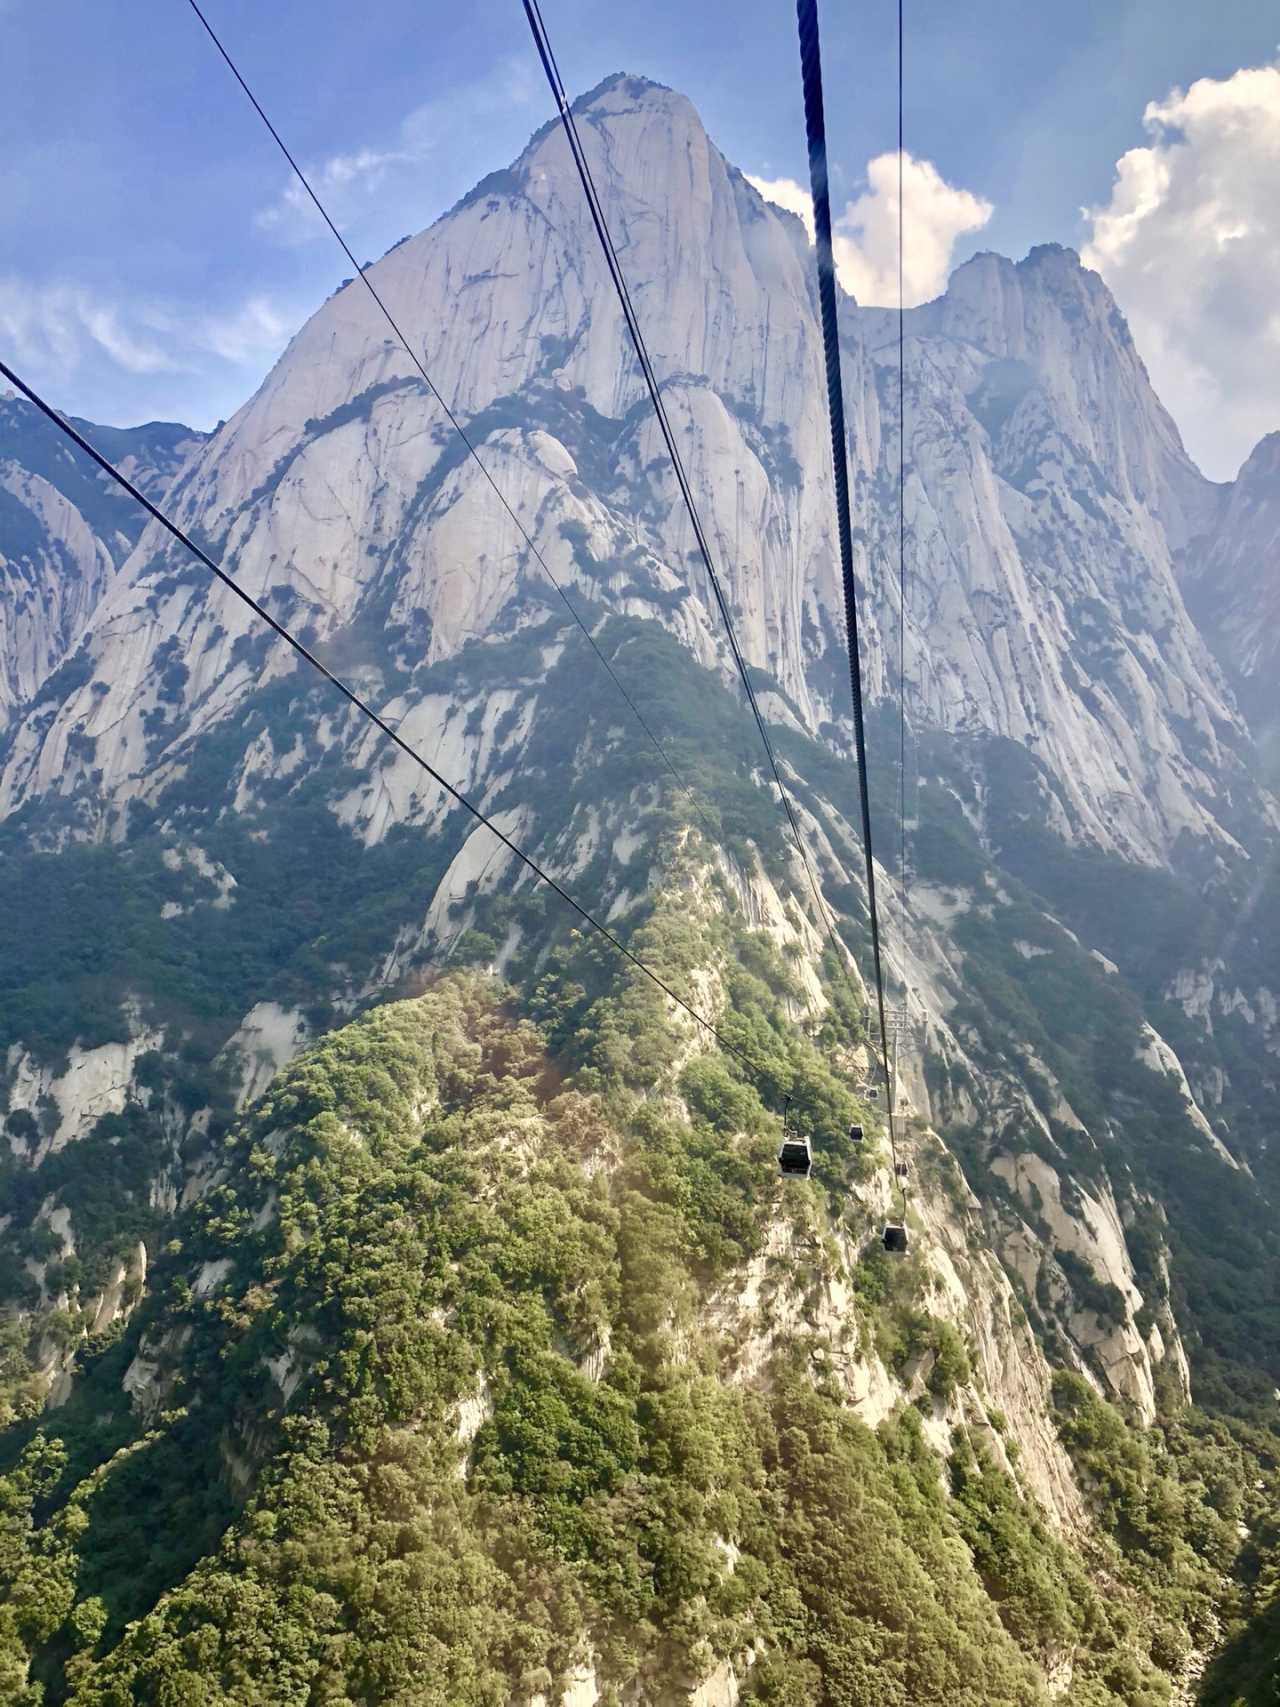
[2,845,1278,1705]
[1,610,1278,1705]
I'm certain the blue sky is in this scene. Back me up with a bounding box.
[3,0,1277,474]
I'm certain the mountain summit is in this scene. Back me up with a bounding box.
[0,71,1264,871]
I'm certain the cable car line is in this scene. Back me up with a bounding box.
[524,0,909,1224]
[795,0,907,1224]
[520,0,852,978]
[183,0,718,847]
[0,356,783,1092]
[897,0,911,1018]
[25,9,908,1214]
[187,0,895,1194]
[893,0,915,1222]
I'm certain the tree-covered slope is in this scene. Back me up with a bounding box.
[1,594,1277,1701]
[7,943,1275,1707]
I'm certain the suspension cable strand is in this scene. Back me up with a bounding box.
[0,357,789,1093]
[521,0,853,983]
[897,0,910,1013]
[183,0,716,845]
[794,0,905,1206]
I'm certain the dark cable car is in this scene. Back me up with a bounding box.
[849,1122,864,1144]
[778,1135,812,1177]
[778,1097,813,1178]
[883,1223,908,1254]
[895,1161,909,1181]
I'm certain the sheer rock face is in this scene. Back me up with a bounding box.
[0,460,115,726]
[1181,431,1280,748]
[0,398,203,730]
[5,1032,163,1165]
[864,245,1253,861]
[0,75,1263,869]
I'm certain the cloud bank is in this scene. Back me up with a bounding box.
[1082,64,1280,480]
[746,153,992,307]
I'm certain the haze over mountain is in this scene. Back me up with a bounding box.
[0,73,1277,1707]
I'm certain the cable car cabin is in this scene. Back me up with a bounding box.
[894,1161,909,1180]
[848,1122,864,1144]
[883,1223,908,1254]
[778,1136,813,1178]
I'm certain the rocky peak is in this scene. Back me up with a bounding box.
[1225,429,1280,506]
[911,244,1215,546]
[0,398,202,520]
[1181,428,1280,746]
[0,72,1263,876]
[0,399,202,727]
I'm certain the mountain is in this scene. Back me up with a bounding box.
[3,960,1263,1707]
[1180,430,1280,759]
[0,72,1278,1707]
[0,82,1258,868]
[0,396,203,730]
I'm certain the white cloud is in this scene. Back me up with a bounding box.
[747,153,992,307]
[178,296,292,366]
[1082,63,1280,480]
[0,275,292,384]
[255,146,414,239]
[745,174,815,240]
[202,296,290,363]
[833,154,992,306]
[255,58,538,244]
[0,279,176,376]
